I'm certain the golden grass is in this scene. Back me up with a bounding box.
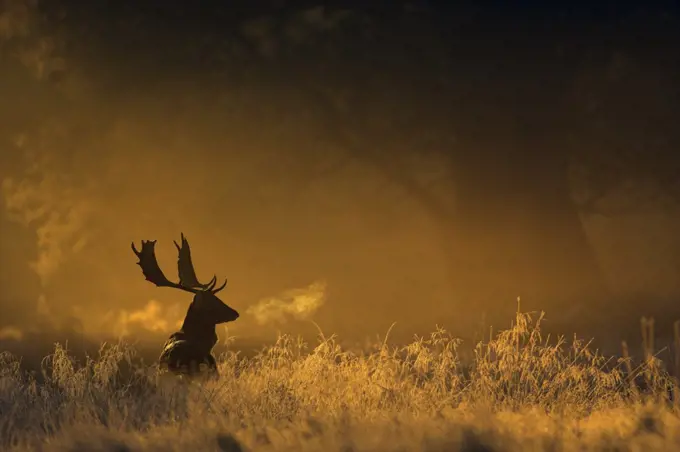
[1,310,679,451]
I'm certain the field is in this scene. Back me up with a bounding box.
[1,310,679,452]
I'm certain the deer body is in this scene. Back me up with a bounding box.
[131,234,239,378]
[158,331,218,376]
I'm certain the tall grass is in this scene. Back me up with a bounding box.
[1,310,679,451]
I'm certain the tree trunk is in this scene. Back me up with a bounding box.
[443,112,609,335]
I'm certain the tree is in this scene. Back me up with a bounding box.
[219,4,680,333]
[213,6,605,331]
[6,2,678,337]
[570,45,680,216]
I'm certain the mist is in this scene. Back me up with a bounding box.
[1,1,680,368]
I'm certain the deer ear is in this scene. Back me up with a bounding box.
[191,292,204,305]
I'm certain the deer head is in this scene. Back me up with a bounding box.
[131,233,239,325]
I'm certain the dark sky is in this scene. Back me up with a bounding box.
[1,0,679,364]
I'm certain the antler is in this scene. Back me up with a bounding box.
[132,234,227,294]
[173,233,227,293]
[131,240,196,293]
[173,233,212,289]
[132,233,228,294]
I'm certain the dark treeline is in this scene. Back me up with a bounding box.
[1,1,679,351]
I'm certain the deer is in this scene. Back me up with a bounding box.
[131,233,239,378]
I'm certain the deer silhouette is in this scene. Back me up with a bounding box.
[131,233,239,377]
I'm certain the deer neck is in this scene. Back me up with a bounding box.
[178,304,218,352]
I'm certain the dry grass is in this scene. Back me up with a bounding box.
[1,310,680,451]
